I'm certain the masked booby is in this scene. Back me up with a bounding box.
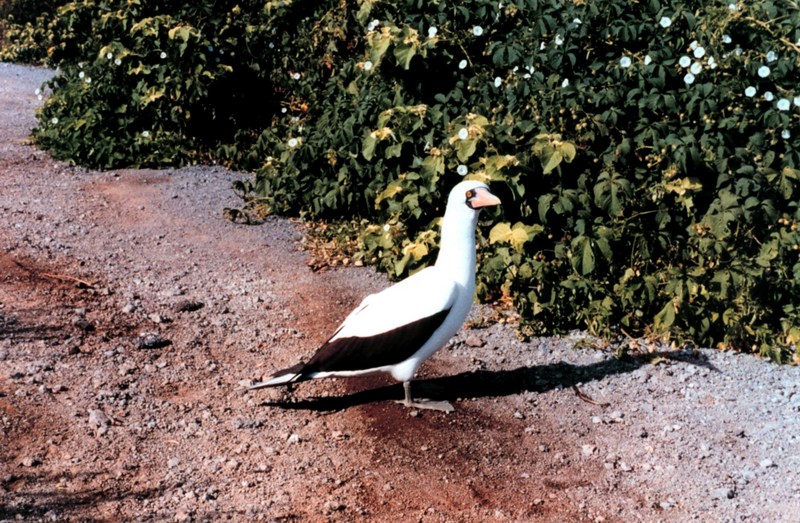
[250,180,501,412]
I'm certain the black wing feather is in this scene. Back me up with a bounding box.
[300,307,452,375]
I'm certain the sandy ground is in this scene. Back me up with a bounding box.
[1,62,800,522]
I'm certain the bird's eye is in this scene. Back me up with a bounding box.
[465,190,475,200]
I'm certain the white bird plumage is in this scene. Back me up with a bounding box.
[250,180,501,411]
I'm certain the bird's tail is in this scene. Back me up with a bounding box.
[248,362,306,390]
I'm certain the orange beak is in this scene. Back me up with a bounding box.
[470,187,501,208]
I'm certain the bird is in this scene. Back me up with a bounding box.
[249,179,501,412]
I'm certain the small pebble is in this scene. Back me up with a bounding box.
[711,487,736,500]
[464,334,485,347]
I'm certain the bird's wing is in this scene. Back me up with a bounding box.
[302,267,459,373]
[330,266,457,340]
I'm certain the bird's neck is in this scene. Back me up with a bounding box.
[434,212,478,287]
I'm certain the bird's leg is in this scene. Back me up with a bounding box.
[395,381,454,413]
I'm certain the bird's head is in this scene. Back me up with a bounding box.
[448,180,501,212]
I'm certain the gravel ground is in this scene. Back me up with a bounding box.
[1,61,800,522]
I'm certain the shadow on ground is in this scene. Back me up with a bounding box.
[258,350,717,412]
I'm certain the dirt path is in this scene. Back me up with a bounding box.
[1,62,799,522]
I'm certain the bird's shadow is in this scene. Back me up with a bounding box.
[257,349,717,412]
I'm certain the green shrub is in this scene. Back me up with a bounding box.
[232,0,800,361]
[16,0,800,360]
[0,0,66,63]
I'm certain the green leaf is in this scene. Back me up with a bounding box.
[367,30,392,66]
[456,138,478,162]
[362,133,377,161]
[654,301,676,330]
[541,148,563,174]
[489,222,542,251]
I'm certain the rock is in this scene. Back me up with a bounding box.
[175,300,204,312]
[167,457,181,469]
[711,487,736,500]
[87,409,111,435]
[19,456,40,467]
[759,458,775,468]
[148,313,167,324]
[287,434,300,444]
[72,317,94,331]
[136,332,170,349]
[581,444,596,456]
[464,334,485,347]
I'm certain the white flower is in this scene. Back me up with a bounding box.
[494,76,502,88]
[758,65,770,78]
[644,55,653,66]
[427,27,437,38]
[690,40,699,50]
[472,26,484,37]
[782,129,791,139]
[690,62,703,75]
[367,19,379,31]
[160,51,167,59]
[106,52,113,60]
[292,72,300,80]
[85,77,92,84]
[659,16,671,28]
[572,17,582,25]
[728,3,737,11]
[114,58,122,66]
[764,91,774,101]
[383,224,390,232]
[794,96,800,106]
[684,73,695,85]
[207,45,214,52]
[35,88,40,95]
[287,138,298,147]
[142,131,150,138]
[457,164,468,176]
[51,117,58,125]
[620,56,632,68]
[458,128,469,140]
[78,71,85,79]
[679,56,692,68]
[745,86,756,97]
[281,107,287,113]
[458,59,468,69]
[269,42,275,49]
[708,57,717,69]
[363,61,373,71]
[554,34,563,46]
[561,78,569,88]
[735,47,743,56]
[693,46,705,59]
[766,51,777,63]
[539,42,546,50]
[722,35,732,44]
[777,98,791,111]
[37,95,42,100]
